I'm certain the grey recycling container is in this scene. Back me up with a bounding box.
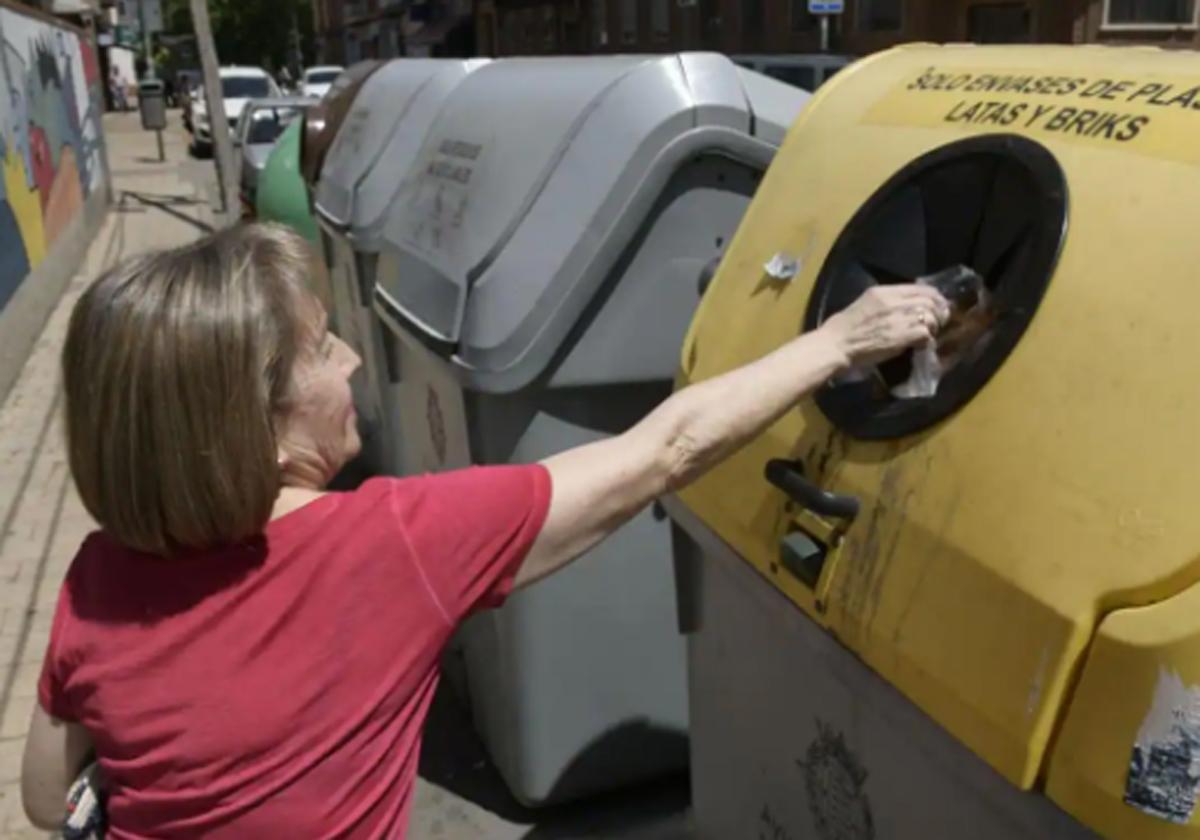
[372,53,810,806]
[313,58,489,474]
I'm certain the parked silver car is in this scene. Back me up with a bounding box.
[234,97,313,214]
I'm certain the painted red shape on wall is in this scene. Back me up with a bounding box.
[28,127,54,212]
[77,33,99,87]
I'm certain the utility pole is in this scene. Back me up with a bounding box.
[137,0,165,161]
[188,0,238,223]
[137,0,156,79]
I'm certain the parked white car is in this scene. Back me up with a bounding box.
[192,66,281,153]
[301,65,344,100]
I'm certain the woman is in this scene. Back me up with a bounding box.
[109,66,127,113]
[21,224,948,837]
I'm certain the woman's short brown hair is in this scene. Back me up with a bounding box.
[63,223,317,555]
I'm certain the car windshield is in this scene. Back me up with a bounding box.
[245,107,301,144]
[222,76,270,98]
[306,70,340,84]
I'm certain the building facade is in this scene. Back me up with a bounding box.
[313,0,349,64]
[1076,0,1200,49]
[313,0,474,65]
[313,1,1200,67]
[474,1,1200,58]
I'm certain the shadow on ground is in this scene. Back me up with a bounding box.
[120,190,214,234]
[419,662,693,839]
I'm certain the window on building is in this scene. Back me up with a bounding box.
[621,0,638,43]
[1106,0,1195,25]
[791,0,819,30]
[592,0,609,45]
[743,0,765,35]
[543,4,558,49]
[858,0,903,31]
[563,18,582,50]
[967,3,1032,42]
[479,11,496,55]
[700,0,721,32]
[652,0,670,40]
[522,7,538,47]
[502,8,520,53]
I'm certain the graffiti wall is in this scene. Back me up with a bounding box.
[0,8,102,314]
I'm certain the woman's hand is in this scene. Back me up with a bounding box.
[517,284,949,589]
[819,284,951,369]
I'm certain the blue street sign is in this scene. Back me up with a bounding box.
[809,0,845,13]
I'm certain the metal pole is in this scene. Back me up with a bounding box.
[820,14,830,52]
[139,0,156,79]
[138,0,164,158]
[190,0,238,221]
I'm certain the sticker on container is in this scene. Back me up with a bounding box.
[1125,668,1200,824]
[400,135,488,261]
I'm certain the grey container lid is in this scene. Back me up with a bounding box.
[314,58,490,236]
[374,53,810,391]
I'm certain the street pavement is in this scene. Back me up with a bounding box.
[0,111,693,839]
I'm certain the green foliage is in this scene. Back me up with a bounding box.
[164,0,315,71]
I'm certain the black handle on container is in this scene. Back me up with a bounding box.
[697,254,723,297]
[381,325,402,385]
[765,459,860,522]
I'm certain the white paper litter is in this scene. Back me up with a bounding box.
[763,252,800,281]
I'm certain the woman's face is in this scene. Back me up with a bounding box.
[276,304,363,489]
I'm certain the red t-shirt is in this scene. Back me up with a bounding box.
[38,466,552,839]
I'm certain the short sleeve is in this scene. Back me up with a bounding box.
[392,464,552,624]
[37,584,76,721]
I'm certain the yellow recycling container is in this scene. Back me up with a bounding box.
[665,43,1200,840]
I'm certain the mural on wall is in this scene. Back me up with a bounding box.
[0,8,102,313]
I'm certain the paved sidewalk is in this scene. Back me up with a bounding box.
[0,111,214,839]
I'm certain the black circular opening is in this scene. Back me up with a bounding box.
[804,134,1068,440]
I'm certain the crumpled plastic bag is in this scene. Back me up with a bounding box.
[891,264,989,399]
[763,251,800,282]
[890,342,943,399]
